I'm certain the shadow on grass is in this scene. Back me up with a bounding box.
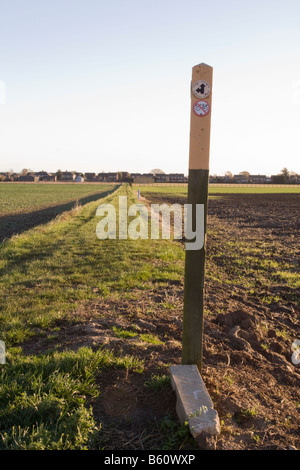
[0,186,119,243]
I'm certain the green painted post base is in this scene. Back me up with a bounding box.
[182,169,209,371]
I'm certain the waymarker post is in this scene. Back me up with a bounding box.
[182,63,213,372]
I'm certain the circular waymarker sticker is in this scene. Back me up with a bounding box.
[193,100,210,117]
[192,80,211,99]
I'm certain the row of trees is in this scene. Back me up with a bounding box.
[222,168,297,183]
[271,168,294,184]
[150,168,298,183]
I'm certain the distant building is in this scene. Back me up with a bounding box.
[289,174,300,183]
[84,172,96,181]
[271,174,285,184]
[249,175,267,183]
[209,175,225,183]
[233,174,248,183]
[154,173,168,183]
[168,173,185,183]
[34,171,49,179]
[132,173,155,184]
[34,171,57,182]
[18,175,39,182]
[97,172,118,182]
[0,172,12,181]
[97,173,105,182]
[271,173,300,184]
[62,171,76,181]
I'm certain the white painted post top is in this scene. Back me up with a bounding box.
[189,63,213,170]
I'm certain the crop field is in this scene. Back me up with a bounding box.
[0,183,299,450]
[135,184,300,195]
[0,182,118,241]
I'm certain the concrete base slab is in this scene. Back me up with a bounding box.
[170,364,220,446]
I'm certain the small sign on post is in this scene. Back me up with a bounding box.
[182,63,213,372]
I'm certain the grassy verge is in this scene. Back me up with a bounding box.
[0,346,143,450]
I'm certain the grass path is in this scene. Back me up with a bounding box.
[0,184,184,346]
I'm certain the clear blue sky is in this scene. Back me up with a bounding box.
[0,0,300,176]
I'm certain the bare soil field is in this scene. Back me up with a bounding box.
[21,191,300,450]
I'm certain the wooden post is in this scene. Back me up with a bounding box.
[182,63,213,372]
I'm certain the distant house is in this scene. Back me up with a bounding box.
[97,172,118,182]
[97,173,105,182]
[0,172,12,181]
[34,171,57,182]
[62,171,76,181]
[84,172,96,181]
[271,175,281,184]
[18,174,39,182]
[249,175,267,184]
[289,174,300,184]
[34,171,49,179]
[132,173,155,184]
[271,173,300,184]
[233,174,248,183]
[209,175,225,183]
[106,172,118,182]
[168,173,185,183]
[154,173,168,183]
[224,174,234,183]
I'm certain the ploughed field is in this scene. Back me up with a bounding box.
[137,189,300,450]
